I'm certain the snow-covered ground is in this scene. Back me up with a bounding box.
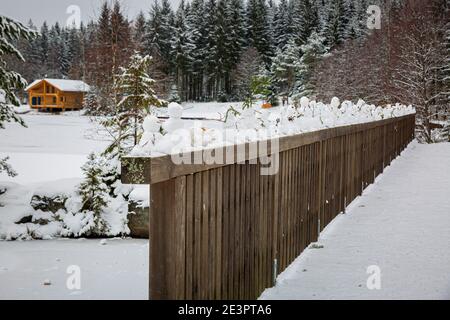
[0,238,148,300]
[0,113,108,184]
[261,141,450,300]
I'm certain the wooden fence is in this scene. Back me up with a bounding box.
[122,114,415,300]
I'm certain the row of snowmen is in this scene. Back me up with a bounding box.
[133,98,414,156]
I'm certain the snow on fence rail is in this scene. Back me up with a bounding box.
[121,112,415,300]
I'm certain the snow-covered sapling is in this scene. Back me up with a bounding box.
[78,153,110,235]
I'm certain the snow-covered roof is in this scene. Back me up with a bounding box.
[25,79,90,93]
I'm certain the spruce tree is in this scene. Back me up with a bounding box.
[39,22,49,67]
[227,0,246,67]
[133,11,147,52]
[78,153,109,236]
[171,0,195,100]
[105,52,163,153]
[110,0,132,75]
[273,0,291,49]
[211,0,235,97]
[246,0,273,66]
[323,0,349,48]
[293,31,328,98]
[185,0,204,100]
[144,0,174,73]
[271,38,302,99]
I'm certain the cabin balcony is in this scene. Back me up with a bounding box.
[30,104,65,109]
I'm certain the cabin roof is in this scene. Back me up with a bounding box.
[26,79,90,93]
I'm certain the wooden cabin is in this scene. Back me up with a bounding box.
[26,79,90,110]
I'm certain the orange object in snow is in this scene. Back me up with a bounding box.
[262,103,272,109]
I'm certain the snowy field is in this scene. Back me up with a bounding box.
[0,112,108,184]
[261,141,450,300]
[0,238,148,300]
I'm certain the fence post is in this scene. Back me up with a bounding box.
[149,176,187,300]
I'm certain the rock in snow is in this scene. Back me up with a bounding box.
[43,279,52,286]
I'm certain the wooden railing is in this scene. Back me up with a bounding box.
[121,114,416,300]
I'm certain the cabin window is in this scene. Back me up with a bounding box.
[60,97,64,102]
[53,97,57,104]
[33,97,42,105]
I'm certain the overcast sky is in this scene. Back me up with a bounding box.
[0,0,181,27]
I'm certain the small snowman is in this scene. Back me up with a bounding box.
[224,111,238,130]
[356,99,365,108]
[300,96,310,109]
[139,115,163,151]
[330,97,340,109]
[163,102,184,133]
[238,108,257,130]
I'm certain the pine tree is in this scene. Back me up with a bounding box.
[78,152,109,236]
[105,52,163,153]
[232,46,264,100]
[293,31,328,98]
[227,0,246,68]
[83,89,101,115]
[271,38,302,99]
[273,0,291,49]
[39,22,49,67]
[246,0,273,66]
[171,0,195,100]
[88,2,113,110]
[168,82,182,103]
[67,26,82,77]
[0,15,36,176]
[110,0,133,75]
[322,0,349,48]
[144,0,174,72]
[185,0,205,101]
[211,0,235,97]
[266,0,277,52]
[133,11,147,53]
[290,0,318,46]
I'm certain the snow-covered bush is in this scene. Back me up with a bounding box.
[431,122,450,143]
[0,152,132,240]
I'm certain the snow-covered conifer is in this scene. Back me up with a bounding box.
[107,52,163,152]
[78,153,110,236]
